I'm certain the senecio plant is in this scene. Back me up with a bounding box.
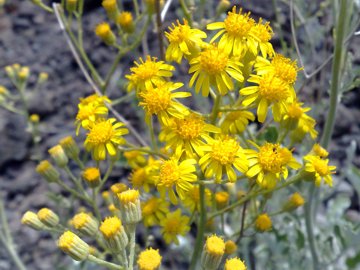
[20,0,340,270]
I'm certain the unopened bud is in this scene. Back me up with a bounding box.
[66,0,77,12]
[100,216,128,251]
[95,23,116,46]
[117,12,135,33]
[72,212,99,237]
[37,208,59,227]
[22,211,45,230]
[48,145,68,168]
[59,136,80,160]
[36,160,60,183]
[58,231,89,261]
[201,235,225,270]
[82,167,101,188]
[117,189,142,224]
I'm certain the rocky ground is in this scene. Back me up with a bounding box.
[0,0,359,269]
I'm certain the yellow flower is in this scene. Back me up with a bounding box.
[310,143,329,158]
[129,167,154,192]
[215,191,230,209]
[207,6,256,56]
[201,235,225,270]
[255,213,272,231]
[156,157,197,204]
[183,186,212,212]
[139,82,190,125]
[159,113,220,157]
[82,167,101,187]
[245,142,301,189]
[75,94,110,135]
[189,44,244,96]
[224,240,237,255]
[221,110,255,134]
[141,197,169,227]
[159,209,190,244]
[117,11,134,33]
[199,136,248,183]
[225,257,247,270]
[165,19,207,63]
[37,208,59,227]
[95,22,116,45]
[117,189,142,224]
[137,248,162,270]
[255,54,301,85]
[58,231,89,261]
[124,150,147,168]
[71,212,99,237]
[240,74,294,122]
[304,155,336,187]
[250,18,274,58]
[99,216,128,251]
[84,118,128,161]
[126,56,174,92]
[285,192,305,210]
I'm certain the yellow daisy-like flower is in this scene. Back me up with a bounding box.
[159,113,220,157]
[310,143,329,158]
[221,110,255,134]
[250,18,274,58]
[240,74,294,122]
[137,248,162,270]
[189,44,244,96]
[129,167,155,192]
[141,196,169,227]
[159,209,190,245]
[304,155,336,187]
[255,54,301,85]
[225,257,247,270]
[139,82,190,125]
[156,157,197,204]
[207,6,256,56]
[282,100,318,139]
[245,142,301,189]
[126,56,174,92]
[182,185,212,212]
[75,95,111,135]
[199,136,248,183]
[165,19,207,63]
[84,118,128,160]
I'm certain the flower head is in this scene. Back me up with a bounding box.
[207,6,256,56]
[250,18,274,57]
[225,258,247,270]
[165,19,207,63]
[126,56,174,92]
[99,216,128,251]
[240,74,294,122]
[189,44,244,96]
[201,235,225,270]
[95,22,116,45]
[156,157,197,204]
[139,82,190,125]
[137,248,162,270]
[255,213,272,231]
[246,142,301,189]
[72,212,99,237]
[84,118,128,161]
[141,197,169,227]
[159,113,220,157]
[124,150,147,168]
[37,208,59,227]
[304,155,336,187]
[58,231,89,261]
[199,136,248,183]
[117,189,142,224]
[159,209,190,244]
[82,167,101,187]
[221,110,255,134]
[117,11,134,33]
[224,240,237,255]
[183,186,212,212]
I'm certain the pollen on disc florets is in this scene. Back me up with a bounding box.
[271,54,299,84]
[200,46,228,75]
[140,85,171,114]
[175,115,204,140]
[210,137,239,165]
[166,20,191,43]
[258,74,290,102]
[224,7,255,37]
[159,160,180,188]
[258,143,291,173]
[287,102,303,119]
[86,120,114,144]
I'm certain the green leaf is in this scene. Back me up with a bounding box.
[296,229,305,249]
[334,225,347,248]
[264,126,278,143]
[346,251,360,268]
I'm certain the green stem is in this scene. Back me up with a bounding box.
[128,224,136,270]
[88,254,123,270]
[55,179,91,203]
[92,188,101,221]
[305,185,318,269]
[189,183,206,270]
[149,117,158,152]
[101,50,124,94]
[210,95,221,125]
[179,0,193,26]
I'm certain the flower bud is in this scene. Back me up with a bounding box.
[255,213,272,232]
[59,136,80,160]
[102,191,112,204]
[21,211,45,230]
[58,231,90,261]
[99,216,128,251]
[66,0,77,12]
[17,66,30,82]
[30,114,40,123]
[95,23,116,46]
[224,257,247,270]
[72,212,99,237]
[117,189,142,224]
[102,0,119,21]
[137,248,162,270]
[224,240,237,255]
[283,192,305,212]
[216,0,231,15]
[38,72,49,84]
[201,235,225,270]
[215,191,229,209]
[82,167,100,188]
[111,183,128,194]
[36,160,60,183]
[37,208,59,227]
[48,145,69,168]
[0,86,9,104]
[117,12,135,33]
